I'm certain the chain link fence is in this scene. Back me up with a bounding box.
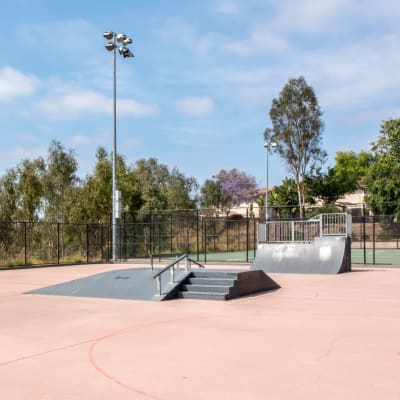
[2,209,400,267]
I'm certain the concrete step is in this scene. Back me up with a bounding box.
[172,269,279,301]
[181,284,231,294]
[191,271,238,279]
[187,277,236,286]
[178,291,229,300]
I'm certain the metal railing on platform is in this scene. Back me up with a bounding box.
[258,213,352,243]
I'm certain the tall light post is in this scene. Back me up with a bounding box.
[264,140,277,222]
[103,31,134,261]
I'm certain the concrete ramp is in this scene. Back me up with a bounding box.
[252,236,351,274]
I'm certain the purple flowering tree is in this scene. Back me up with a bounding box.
[216,169,258,215]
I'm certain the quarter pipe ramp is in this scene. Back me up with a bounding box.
[252,236,351,274]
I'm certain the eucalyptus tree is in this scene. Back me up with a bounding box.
[16,157,45,221]
[130,158,198,212]
[0,168,18,222]
[265,76,326,218]
[43,140,78,222]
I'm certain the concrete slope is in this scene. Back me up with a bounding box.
[26,267,190,301]
[252,236,351,274]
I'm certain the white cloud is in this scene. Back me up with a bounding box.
[158,18,217,55]
[37,88,159,119]
[17,19,97,55]
[118,99,160,117]
[303,33,400,110]
[0,66,39,101]
[0,145,46,166]
[223,30,289,56]
[213,1,240,15]
[175,96,215,116]
[271,0,347,35]
[70,135,91,146]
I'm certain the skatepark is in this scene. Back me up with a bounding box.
[1,213,399,399]
[1,260,400,399]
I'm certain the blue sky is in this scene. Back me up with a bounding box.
[1,0,400,189]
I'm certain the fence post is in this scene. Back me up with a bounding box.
[237,220,240,250]
[149,212,153,256]
[226,217,229,253]
[109,212,112,260]
[246,208,249,262]
[196,210,200,261]
[57,223,60,264]
[362,215,366,264]
[204,217,207,263]
[123,212,127,260]
[119,223,122,261]
[253,217,257,259]
[319,215,323,237]
[213,218,216,252]
[186,215,190,254]
[24,222,27,265]
[86,224,89,263]
[372,215,376,265]
[291,221,295,241]
[101,224,104,261]
[170,214,173,254]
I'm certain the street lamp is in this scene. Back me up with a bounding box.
[103,30,134,261]
[264,140,277,222]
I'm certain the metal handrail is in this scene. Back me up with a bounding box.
[152,254,204,297]
[150,253,182,270]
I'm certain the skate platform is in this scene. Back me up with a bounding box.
[26,266,279,301]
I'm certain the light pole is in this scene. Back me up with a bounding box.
[103,31,134,261]
[263,140,277,222]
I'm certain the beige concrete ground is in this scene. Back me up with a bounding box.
[1,263,400,400]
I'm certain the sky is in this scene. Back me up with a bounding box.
[1,0,400,189]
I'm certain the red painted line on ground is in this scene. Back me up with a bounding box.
[88,315,211,399]
[88,322,162,400]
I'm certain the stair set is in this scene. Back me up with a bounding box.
[175,269,279,301]
[152,254,280,301]
[178,270,239,300]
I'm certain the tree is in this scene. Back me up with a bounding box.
[130,158,198,212]
[307,151,374,205]
[200,179,222,211]
[365,119,400,215]
[165,168,198,210]
[16,158,45,221]
[43,140,78,222]
[200,169,258,215]
[265,76,326,218]
[0,168,18,222]
[67,147,112,223]
[268,178,300,218]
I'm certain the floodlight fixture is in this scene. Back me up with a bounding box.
[105,42,116,51]
[116,33,127,42]
[122,37,133,45]
[264,141,277,149]
[118,46,134,58]
[103,31,114,40]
